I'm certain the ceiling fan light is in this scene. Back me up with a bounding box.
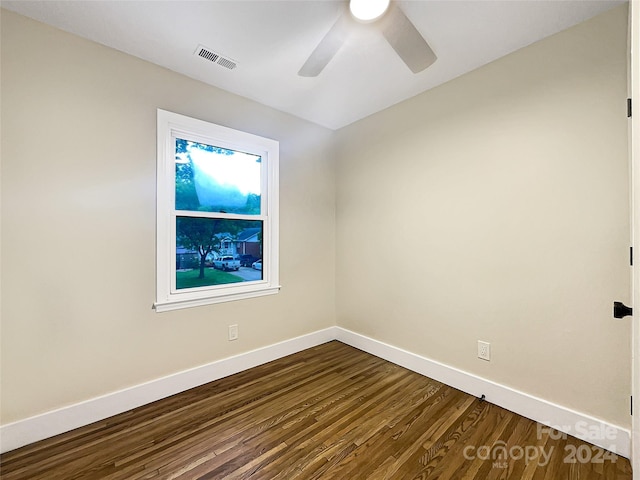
[349,0,390,22]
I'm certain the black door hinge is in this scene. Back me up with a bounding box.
[630,246,633,266]
[631,396,633,415]
[628,98,632,118]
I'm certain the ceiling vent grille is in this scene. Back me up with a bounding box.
[194,45,237,70]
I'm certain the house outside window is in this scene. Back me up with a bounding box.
[155,109,280,312]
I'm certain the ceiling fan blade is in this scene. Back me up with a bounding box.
[380,4,436,74]
[298,15,349,77]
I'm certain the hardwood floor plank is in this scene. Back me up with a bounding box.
[332,390,473,480]
[0,341,632,480]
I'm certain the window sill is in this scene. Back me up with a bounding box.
[154,285,281,312]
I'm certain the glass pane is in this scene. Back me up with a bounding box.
[175,138,261,215]
[176,217,263,290]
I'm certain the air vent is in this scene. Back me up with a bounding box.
[216,57,237,70]
[197,48,219,63]
[194,45,237,70]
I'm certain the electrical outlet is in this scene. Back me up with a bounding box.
[478,341,491,361]
[228,324,239,341]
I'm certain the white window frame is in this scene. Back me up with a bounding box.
[154,109,279,312]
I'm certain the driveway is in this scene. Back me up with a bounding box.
[230,266,262,281]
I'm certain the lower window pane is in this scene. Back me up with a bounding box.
[176,217,263,290]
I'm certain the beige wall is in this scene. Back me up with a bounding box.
[0,10,336,423]
[335,5,631,428]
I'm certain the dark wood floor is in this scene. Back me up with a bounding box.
[0,341,632,479]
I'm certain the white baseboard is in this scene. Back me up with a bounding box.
[1,325,631,460]
[0,327,336,454]
[335,327,631,459]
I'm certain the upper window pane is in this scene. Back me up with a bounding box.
[175,138,262,215]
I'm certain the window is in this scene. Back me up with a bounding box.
[154,109,279,312]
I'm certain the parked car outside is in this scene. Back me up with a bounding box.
[213,256,240,271]
[238,254,259,267]
[252,259,262,271]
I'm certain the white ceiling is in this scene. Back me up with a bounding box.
[2,0,625,130]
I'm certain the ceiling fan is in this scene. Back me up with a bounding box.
[298,0,437,77]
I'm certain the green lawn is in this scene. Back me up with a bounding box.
[176,268,243,289]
